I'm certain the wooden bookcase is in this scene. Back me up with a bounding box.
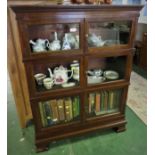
[8,1,143,152]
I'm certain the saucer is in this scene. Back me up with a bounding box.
[62,82,76,88]
[104,70,119,80]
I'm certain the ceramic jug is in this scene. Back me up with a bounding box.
[29,39,49,52]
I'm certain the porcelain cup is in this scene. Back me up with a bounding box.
[34,73,46,85]
[43,78,54,89]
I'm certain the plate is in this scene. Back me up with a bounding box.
[62,82,76,88]
[104,70,119,80]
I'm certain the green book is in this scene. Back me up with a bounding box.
[72,97,80,118]
[65,98,73,121]
[39,102,46,127]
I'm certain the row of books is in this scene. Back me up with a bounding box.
[39,97,80,127]
[88,90,121,115]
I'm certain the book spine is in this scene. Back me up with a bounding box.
[44,101,53,126]
[104,91,108,111]
[73,97,79,118]
[50,99,59,123]
[89,93,95,113]
[77,97,80,116]
[57,99,65,121]
[39,102,46,127]
[100,92,104,111]
[65,98,73,121]
[95,92,101,112]
[109,91,114,109]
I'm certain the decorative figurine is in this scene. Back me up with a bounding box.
[48,32,61,51]
[62,33,71,50]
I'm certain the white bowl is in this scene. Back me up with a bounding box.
[87,76,105,84]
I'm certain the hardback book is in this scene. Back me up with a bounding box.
[114,90,121,109]
[108,91,114,109]
[49,99,59,123]
[100,91,105,111]
[88,93,95,113]
[95,92,101,113]
[72,97,80,118]
[65,98,73,121]
[44,101,54,126]
[104,91,108,111]
[39,102,46,127]
[57,99,65,121]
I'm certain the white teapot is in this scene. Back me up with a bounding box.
[48,66,73,85]
[29,39,49,52]
[47,32,61,51]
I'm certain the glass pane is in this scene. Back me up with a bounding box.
[28,23,80,53]
[86,89,122,117]
[87,21,132,47]
[33,60,80,92]
[87,56,126,85]
[39,96,80,127]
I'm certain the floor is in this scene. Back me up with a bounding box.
[7,65,147,155]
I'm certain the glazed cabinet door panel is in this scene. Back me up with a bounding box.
[85,86,128,121]
[85,17,137,52]
[17,16,84,60]
[25,57,84,98]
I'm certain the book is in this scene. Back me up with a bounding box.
[104,91,108,112]
[114,90,121,109]
[100,91,105,111]
[72,97,80,118]
[44,101,53,126]
[49,99,59,123]
[95,92,101,113]
[57,99,65,121]
[39,102,46,127]
[88,93,95,113]
[65,98,73,121]
[108,91,114,109]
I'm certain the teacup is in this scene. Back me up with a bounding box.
[43,78,54,90]
[34,73,46,85]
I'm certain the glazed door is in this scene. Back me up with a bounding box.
[85,17,136,52]
[17,16,85,60]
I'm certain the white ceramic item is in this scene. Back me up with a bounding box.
[87,76,105,84]
[62,82,76,88]
[34,73,46,85]
[48,32,61,51]
[30,39,49,52]
[48,66,73,85]
[104,70,119,80]
[62,33,71,50]
[43,78,54,90]
[70,60,80,81]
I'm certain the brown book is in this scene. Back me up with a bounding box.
[95,92,101,112]
[49,99,59,123]
[104,91,108,111]
[57,99,65,121]
[64,98,73,121]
